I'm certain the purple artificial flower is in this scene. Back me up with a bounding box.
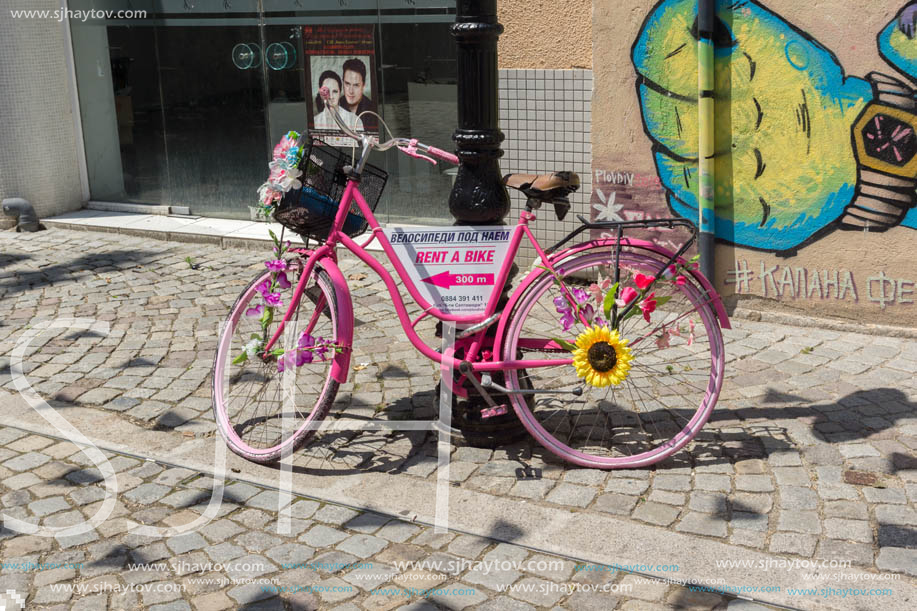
[571,288,589,304]
[277,350,298,373]
[263,292,283,308]
[265,259,287,272]
[245,304,264,317]
[298,332,315,349]
[256,278,271,296]
[276,272,292,290]
[313,337,330,359]
[295,348,313,366]
[560,311,575,332]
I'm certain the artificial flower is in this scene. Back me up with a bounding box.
[245,304,264,317]
[639,292,657,323]
[277,168,302,191]
[633,273,655,291]
[243,338,262,360]
[616,286,638,307]
[572,325,633,388]
[275,272,292,290]
[263,292,283,308]
[265,259,287,272]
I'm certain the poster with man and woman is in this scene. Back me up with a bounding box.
[304,24,379,146]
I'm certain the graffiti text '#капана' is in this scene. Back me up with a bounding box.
[727,261,916,307]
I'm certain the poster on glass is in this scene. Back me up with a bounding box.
[304,24,378,147]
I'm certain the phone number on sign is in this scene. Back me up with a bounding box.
[440,295,484,302]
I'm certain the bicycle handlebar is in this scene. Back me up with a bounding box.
[318,86,458,166]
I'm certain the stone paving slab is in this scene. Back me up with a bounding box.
[0,425,759,611]
[1,227,917,609]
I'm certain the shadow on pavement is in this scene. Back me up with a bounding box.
[0,249,160,292]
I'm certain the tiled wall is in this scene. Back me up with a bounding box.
[499,68,593,261]
[0,3,83,219]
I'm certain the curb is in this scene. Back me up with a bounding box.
[42,219,287,252]
[40,220,917,338]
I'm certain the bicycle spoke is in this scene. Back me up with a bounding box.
[504,250,723,467]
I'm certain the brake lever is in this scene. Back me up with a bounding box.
[397,138,437,165]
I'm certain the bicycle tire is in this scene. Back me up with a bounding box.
[212,263,340,463]
[501,249,725,469]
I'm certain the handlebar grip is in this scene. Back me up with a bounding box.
[427,146,459,165]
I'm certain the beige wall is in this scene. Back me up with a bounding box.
[498,0,592,69]
[592,0,917,327]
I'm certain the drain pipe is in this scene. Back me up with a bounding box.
[697,0,716,282]
[1,198,41,232]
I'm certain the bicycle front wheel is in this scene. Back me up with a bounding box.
[502,249,725,469]
[212,262,341,463]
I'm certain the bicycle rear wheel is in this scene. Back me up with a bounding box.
[502,249,725,469]
[212,262,340,463]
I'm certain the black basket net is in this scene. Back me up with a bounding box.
[274,138,387,242]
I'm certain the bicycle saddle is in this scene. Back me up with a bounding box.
[504,171,580,220]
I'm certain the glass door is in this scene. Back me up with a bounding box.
[70,1,458,223]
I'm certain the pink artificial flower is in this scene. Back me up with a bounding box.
[256,278,272,296]
[663,265,677,280]
[687,319,696,346]
[639,292,657,323]
[616,286,638,307]
[675,275,687,286]
[263,292,283,308]
[588,283,603,305]
[245,304,264,317]
[655,330,671,349]
[273,137,293,160]
[633,273,655,291]
[265,259,287,272]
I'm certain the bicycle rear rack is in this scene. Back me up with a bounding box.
[547,216,699,327]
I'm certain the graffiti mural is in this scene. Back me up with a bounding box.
[631,0,917,253]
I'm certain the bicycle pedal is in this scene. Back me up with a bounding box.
[480,405,508,419]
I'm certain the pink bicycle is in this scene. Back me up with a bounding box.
[212,92,730,469]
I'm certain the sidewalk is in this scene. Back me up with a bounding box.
[0,425,729,611]
[1,224,915,610]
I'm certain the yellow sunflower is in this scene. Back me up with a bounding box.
[572,325,633,388]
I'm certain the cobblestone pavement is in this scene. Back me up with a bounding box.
[0,425,746,611]
[1,227,916,608]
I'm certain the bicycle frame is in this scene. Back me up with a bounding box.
[265,170,730,384]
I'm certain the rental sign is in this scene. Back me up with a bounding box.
[384,226,513,315]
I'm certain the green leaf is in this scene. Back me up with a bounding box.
[551,337,578,352]
[655,295,672,308]
[689,254,701,263]
[602,282,619,320]
[232,352,248,365]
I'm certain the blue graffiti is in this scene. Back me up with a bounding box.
[633,0,917,252]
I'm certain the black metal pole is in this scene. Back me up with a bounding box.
[449,0,510,224]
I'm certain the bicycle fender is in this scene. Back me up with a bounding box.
[551,240,731,330]
[314,256,354,383]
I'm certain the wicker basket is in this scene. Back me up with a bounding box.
[273,138,387,242]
